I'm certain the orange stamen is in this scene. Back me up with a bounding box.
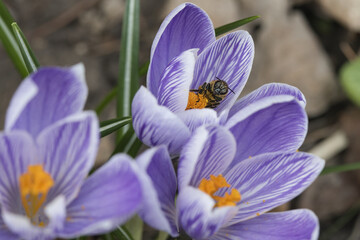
[198,174,241,207]
[19,165,54,226]
[185,92,208,110]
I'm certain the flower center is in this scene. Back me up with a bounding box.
[185,92,208,110]
[19,165,54,227]
[198,174,241,207]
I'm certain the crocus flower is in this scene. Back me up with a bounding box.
[0,65,143,239]
[176,125,324,240]
[132,3,254,154]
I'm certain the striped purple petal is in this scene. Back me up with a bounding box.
[228,83,306,120]
[222,152,324,224]
[177,187,236,240]
[147,3,215,97]
[177,109,219,132]
[5,64,87,138]
[211,209,319,240]
[225,96,308,168]
[136,147,178,237]
[178,126,236,191]
[37,112,99,204]
[59,155,142,238]
[132,86,191,154]
[157,49,197,113]
[0,131,38,213]
[191,31,254,113]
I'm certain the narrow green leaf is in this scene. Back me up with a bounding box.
[112,126,142,158]
[0,0,14,28]
[117,0,140,139]
[156,231,169,240]
[340,57,360,107]
[139,60,149,77]
[100,117,132,138]
[96,61,150,116]
[12,22,40,74]
[110,226,134,240]
[215,15,260,36]
[321,162,360,175]
[0,1,28,77]
[96,88,117,115]
[124,215,143,240]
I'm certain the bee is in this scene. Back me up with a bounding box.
[190,77,235,108]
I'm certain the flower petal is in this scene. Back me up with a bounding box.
[59,154,142,238]
[136,147,178,236]
[157,49,197,113]
[5,64,88,138]
[211,209,319,240]
[37,112,99,204]
[2,195,66,240]
[178,126,236,191]
[0,209,18,240]
[192,31,254,113]
[0,131,38,214]
[223,152,324,224]
[177,127,208,191]
[177,187,235,240]
[177,108,219,132]
[225,95,308,168]
[228,83,306,120]
[148,3,215,97]
[132,86,191,154]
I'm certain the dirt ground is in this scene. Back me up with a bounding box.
[1,0,360,239]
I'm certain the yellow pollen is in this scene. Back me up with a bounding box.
[19,165,54,226]
[256,213,260,216]
[185,92,208,110]
[198,174,241,207]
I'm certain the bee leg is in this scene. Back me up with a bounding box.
[189,89,200,92]
[214,96,223,102]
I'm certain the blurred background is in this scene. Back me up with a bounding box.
[0,0,360,239]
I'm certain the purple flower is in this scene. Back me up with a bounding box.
[176,125,324,240]
[0,65,143,239]
[136,82,323,239]
[132,3,254,154]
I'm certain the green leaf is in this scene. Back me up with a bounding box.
[110,226,134,240]
[215,15,260,36]
[117,0,140,139]
[0,1,28,77]
[112,126,142,158]
[11,22,40,74]
[139,61,149,77]
[321,162,360,175]
[96,61,150,116]
[96,88,117,115]
[100,117,132,138]
[124,215,143,240]
[340,57,360,107]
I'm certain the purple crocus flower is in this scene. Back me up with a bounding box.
[176,125,324,240]
[137,81,323,239]
[132,3,254,154]
[0,65,143,239]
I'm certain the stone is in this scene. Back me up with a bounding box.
[317,0,360,32]
[238,0,340,117]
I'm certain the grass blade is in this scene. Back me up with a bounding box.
[215,15,260,36]
[321,162,360,175]
[0,1,28,77]
[117,0,140,139]
[12,22,40,73]
[100,117,132,138]
[110,226,134,240]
